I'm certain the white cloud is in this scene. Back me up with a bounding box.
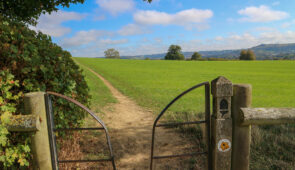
[93,15,106,21]
[281,19,295,28]
[238,5,288,22]
[154,37,162,43]
[123,30,295,56]
[215,36,224,41]
[133,9,213,29]
[66,39,129,57]
[181,30,295,52]
[116,43,167,57]
[281,22,291,28]
[259,30,295,43]
[69,30,295,57]
[254,27,277,32]
[118,24,150,36]
[62,30,114,47]
[30,11,85,37]
[96,0,134,15]
[98,38,128,45]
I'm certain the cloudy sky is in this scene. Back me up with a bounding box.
[31,0,295,57]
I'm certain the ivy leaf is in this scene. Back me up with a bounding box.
[23,145,30,153]
[18,158,26,166]
[1,111,12,125]
[40,65,47,73]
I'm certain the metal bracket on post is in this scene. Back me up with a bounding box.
[211,76,233,170]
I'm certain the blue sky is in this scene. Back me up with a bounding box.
[31,0,295,57]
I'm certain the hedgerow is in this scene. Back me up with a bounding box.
[0,70,31,169]
[0,15,90,168]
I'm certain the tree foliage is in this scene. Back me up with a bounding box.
[0,15,89,168]
[0,0,85,25]
[104,48,120,59]
[191,52,202,60]
[165,45,185,60]
[239,49,256,60]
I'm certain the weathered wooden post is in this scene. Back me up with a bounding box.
[1,92,54,169]
[211,76,233,170]
[231,84,252,170]
[24,92,53,170]
[231,84,295,170]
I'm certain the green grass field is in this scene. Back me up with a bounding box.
[77,61,117,113]
[75,58,295,169]
[76,58,295,110]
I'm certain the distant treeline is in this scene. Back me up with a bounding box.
[121,43,295,60]
[143,56,295,61]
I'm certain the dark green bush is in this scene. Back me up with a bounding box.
[0,15,90,168]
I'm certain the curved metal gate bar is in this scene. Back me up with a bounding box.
[150,82,211,170]
[45,91,116,170]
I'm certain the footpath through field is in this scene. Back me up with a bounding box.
[85,67,204,170]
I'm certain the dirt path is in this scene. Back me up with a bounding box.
[86,67,204,170]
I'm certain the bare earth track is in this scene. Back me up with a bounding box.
[86,67,204,170]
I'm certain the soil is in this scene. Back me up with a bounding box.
[83,67,206,170]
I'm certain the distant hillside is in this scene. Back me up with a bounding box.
[121,43,295,60]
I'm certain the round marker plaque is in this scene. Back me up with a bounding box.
[218,139,231,152]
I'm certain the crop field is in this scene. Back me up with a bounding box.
[75,58,295,169]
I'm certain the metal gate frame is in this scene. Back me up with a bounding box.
[45,91,116,170]
[150,82,211,170]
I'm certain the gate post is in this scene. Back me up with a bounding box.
[24,92,53,170]
[211,76,233,170]
[231,84,252,170]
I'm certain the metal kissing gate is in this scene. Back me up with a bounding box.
[42,76,236,170]
[150,82,211,170]
[45,83,213,170]
[45,91,116,170]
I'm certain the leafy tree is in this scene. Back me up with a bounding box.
[191,52,202,60]
[247,49,256,60]
[0,0,85,25]
[239,49,256,60]
[0,15,89,168]
[239,50,248,60]
[104,48,120,59]
[165,45,185,60]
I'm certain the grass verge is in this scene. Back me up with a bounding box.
[77,61,117,113]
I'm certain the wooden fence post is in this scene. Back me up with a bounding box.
[24,92,53,170]
[231,84,252,170]
[211,76,233,170]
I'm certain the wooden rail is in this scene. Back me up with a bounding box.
[240,108,295,125]
[3,115,40,132]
